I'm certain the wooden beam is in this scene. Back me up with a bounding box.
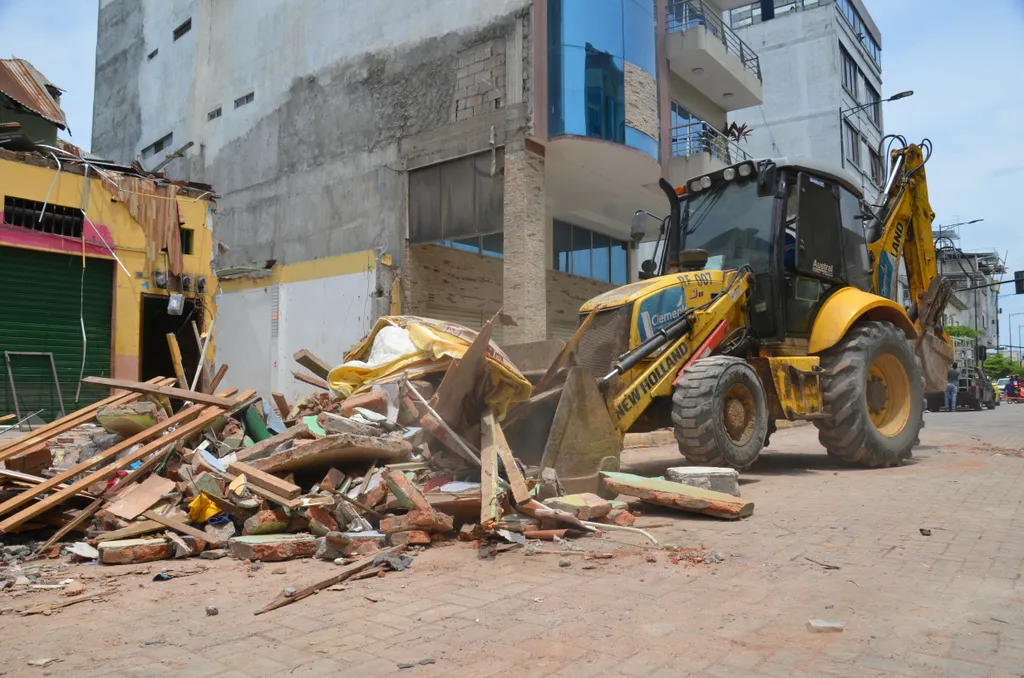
[234,424,314,464]
[218,471,301,509]
[0,377,173,463]
[166,333,189,389]
[227,461,301,499]
[191,321,210,389]
[293,349,333,379]
[271,392,291,420]
[141,510,212,545]
[95,520,164,542]
[0,391,254,533]
[204,364,228,395]
[480,419,500,529]
[483,411,530,506]
[292,371,329,390]
[0,414,14,423]
[82,377,240,408]
[0,397,221,519]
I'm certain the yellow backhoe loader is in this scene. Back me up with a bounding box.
[504,139,952,491]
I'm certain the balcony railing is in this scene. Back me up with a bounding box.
[670,121,751,164]
[667,0,762,81]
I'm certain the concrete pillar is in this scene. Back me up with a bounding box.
[502,149,547,343]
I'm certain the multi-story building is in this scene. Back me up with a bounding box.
[91,0,763,400]
[724,0,886,203]
[939,248,1003,351]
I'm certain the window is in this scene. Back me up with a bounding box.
[234,92,254,108]
[869,148,884,185]
[552,220,628,284]
[436,233,504,259]
[147,49,158,60]
[142,132,173,158]
[207,107,222,121]
[408,149,505,244]
[864,82,881,128]
[844,121,860,167]
[173,18,192,41]
[180,228,194,256]
[840,45,858,98]
[3,197,84,239]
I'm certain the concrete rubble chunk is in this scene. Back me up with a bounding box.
[99,538,177,564]
[199,548,230,560]
[380,507,454,535]
[542,493,612,520]
[601,471,754,520]
[807,619,845,633]
[228,534,317,562]
[243,509,290,536]
[252,433,412,474]
[665,467,741,497]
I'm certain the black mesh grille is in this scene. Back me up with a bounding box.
[575,307,631,377]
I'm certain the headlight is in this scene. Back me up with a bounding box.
[738,162,753,177]
[723,168,736,181]
[689,179,702,192]
[700,176,712,189]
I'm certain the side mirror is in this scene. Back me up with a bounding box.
[638,259,657,280]
[756,161,777,197]
[630,211,648,243]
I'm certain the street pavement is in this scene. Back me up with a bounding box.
[2,406,1024,677]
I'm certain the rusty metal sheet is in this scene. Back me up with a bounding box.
[0,59,68,130]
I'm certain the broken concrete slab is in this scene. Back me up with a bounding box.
[96,401,164,436]
[242,509,290,536]
[542,493,611,520]
[228,534,317,562]
[252,433,412,474]
[380,508,454,535]
[664,467,741,497]
[601,472,753,520]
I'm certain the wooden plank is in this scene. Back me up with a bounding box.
[254,546,404,615]
[107,475,176,521]
[219,472,301,509]
[271,392,291,419]
[228,461,301,499]
[166,333,189,389]
[204,364,228,395]
[82,377,240,408]
[292,371,329,390]
[141,510,213,545]
[0,377,173,463]
[95,520,164,542]
[0,391,255,533]
[430,312,496,426]
[0,398,217,519]
[234,424,314,463]
[480,419,500,529]
[0,414,14,423]
[191,321,210,389]
[251,434,412,474]
[293,349,333,379]
[482,411,530,506]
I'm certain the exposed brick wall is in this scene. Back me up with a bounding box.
[453,39,507,122]
[502,150,547,343]
[624,61,659,141]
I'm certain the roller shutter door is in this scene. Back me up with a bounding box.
[0,246,114,422]
[423,305,505,346]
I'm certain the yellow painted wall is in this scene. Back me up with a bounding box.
[0,156,216,380]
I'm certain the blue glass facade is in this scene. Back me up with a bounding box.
[548,0,658,159]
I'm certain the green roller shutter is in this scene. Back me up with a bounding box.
[0,246,114,422]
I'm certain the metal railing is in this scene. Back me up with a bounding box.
[670,121,751,164]
[667,0,762,81]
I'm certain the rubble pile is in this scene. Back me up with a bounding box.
[0,313,752,615]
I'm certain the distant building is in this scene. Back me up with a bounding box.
[725,0,885,203]
[0,58,69,146]
[939,248,1003,350]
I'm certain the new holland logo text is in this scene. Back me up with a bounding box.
[891,221,905,257]
[614,343,689,418]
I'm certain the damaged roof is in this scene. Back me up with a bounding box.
[0,58,68,130]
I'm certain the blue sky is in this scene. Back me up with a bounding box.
[2,0,1024,344]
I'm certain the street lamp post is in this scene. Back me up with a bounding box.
[840,90,914,171]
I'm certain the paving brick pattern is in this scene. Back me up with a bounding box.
[4,408,1024,676]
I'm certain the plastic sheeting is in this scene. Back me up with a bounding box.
[327,316,532,420]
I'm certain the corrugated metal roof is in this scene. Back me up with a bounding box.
[0,59,68,130]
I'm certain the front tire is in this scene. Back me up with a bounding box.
[672,356,768,470]
[814,321,923,468]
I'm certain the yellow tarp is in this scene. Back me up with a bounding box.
[327,315,532,420]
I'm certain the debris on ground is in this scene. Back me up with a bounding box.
[806,619,845,633]
[0,313,749,614]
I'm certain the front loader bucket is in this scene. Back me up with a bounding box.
[914,276,955,392]
[503,367,621,496]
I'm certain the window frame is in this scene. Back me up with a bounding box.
[840,44,858,99]
[869,148,884,185]
[552,219,629,285]
[843,121,861,168]
[864,81,881,129]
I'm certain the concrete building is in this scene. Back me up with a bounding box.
[939,248,1003,351]
[0,59,217,422]
[91,0,764,401]
[724,0,886,202]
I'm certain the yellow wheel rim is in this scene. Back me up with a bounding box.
[866,353,911,437]
[723,382,757,446]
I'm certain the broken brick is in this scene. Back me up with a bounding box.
[407,530,431,545]
[339,391,388,417]
[611,509,637,527]
[379,508,453,534]
[543,493,612,520]
[385,471,430,511]
[243,509,290,536]
[97,537,198,564]
[228,534,317,562]
[306,506,338,536]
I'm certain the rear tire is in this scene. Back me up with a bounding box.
[814,321,923,468]
[672,356,768,470]
[986,400,996,410]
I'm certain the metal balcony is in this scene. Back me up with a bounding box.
[666,0,764,110]
[668,120,751,185]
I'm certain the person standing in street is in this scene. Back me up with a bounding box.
[945,362,960,412]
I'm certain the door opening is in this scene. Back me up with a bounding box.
[140,295,203,385]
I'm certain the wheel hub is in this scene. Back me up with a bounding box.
[867,353,912,437]
[723,383,756,446]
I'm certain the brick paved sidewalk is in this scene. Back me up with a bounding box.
[2,408,1024,677]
